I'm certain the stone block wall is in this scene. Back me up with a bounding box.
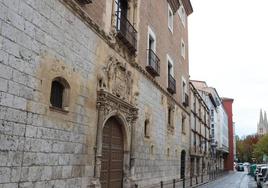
[135,74,190,187]
[0,0,191,187]
[0,0,102,187]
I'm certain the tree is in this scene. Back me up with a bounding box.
[236,134,259,163]
[253,134,268,163]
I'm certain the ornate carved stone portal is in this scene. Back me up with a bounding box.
[92,57,139,188]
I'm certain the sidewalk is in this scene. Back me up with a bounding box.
[149,171,234,188]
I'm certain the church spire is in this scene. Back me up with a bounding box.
[264,111,268,126]
[259,109,264,125]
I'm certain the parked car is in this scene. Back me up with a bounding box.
[261,180,268,188]
[261,173,268,188]
[243,162,250,166]
[257,166,268,188]
[255,164,268,181]
[236,164,244,171]
[235,163,243,170]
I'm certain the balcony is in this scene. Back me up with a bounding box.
[183,92,189,107]
[115,11,137,52]
[167,74,176,94]
[82,0,92,3]
[146,49,160,76]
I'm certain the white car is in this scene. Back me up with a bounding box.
[257,166,268,188]
[243,162,250,166]
[261,173,268,188]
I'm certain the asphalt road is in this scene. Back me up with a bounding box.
[197,167,257,188]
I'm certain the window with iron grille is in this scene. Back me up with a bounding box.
[182,116,186,134]
[50,77,70,112]
[50,81,64,108]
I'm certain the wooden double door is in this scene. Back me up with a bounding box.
[100,117,124,188]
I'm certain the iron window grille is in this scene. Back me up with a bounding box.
[115,1,137,52]
[167,74,176,94]
[50,81,64,109]
[82,0,92,4]
[183,92,189,107]
[146,49,160,76]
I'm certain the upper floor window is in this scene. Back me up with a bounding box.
[181,39,185,59]
[146,26,160,76]
[182,77,188,107]
[168,3,173,33]
[178,5,185,26]
[182,116,186,134]
[167,54,176,94]
[114,0,137,52]
[50,77,70,112]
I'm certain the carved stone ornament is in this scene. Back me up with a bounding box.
[98,57,137,106]
[167,125,174,135]
[109,26,118,45]
[167,98,175,109]
[145,112,150,121]
[97,89,138,125]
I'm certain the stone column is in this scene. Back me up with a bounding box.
[130,119,137,177]
[91,103,105,188]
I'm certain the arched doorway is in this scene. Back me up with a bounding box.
[181,150,186,179]
[100,117,124,188]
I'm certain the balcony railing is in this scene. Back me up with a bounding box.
[183,92,189,107]
[146,49,160,76]
[167,74,176,94]
[82,0,92,4]
[115,11,137,52]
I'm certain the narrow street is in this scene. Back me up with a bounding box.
[197,167,257,188]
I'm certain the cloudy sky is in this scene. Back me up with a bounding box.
[188,0,268,138]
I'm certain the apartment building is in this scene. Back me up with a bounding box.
[222,98,234,171]
[191,81,229,170]
[0,0,193,187]
[189,82,210,177]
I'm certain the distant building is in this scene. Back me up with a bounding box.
[221,98,234,171]
[191,80,230,170]
[189,82,211,177]
[233,122,237,161]
[257,109,268,136]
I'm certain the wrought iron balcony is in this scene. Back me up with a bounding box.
[146,49,160,76]
[167,74,176,94]
[82,0,92,4]
[183,92,189,107]
[115,11,137,52]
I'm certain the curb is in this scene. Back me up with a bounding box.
[190,171,235,188]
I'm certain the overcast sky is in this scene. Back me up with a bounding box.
[188,0,268,138]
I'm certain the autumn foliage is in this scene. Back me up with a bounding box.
[236,134,259,163]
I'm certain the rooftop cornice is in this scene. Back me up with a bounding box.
[181,0,193,16]
[167,0,181,13]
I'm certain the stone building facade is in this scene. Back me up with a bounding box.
[189,82,210,177]
[190,80,229,170]
[0,0,193,187]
